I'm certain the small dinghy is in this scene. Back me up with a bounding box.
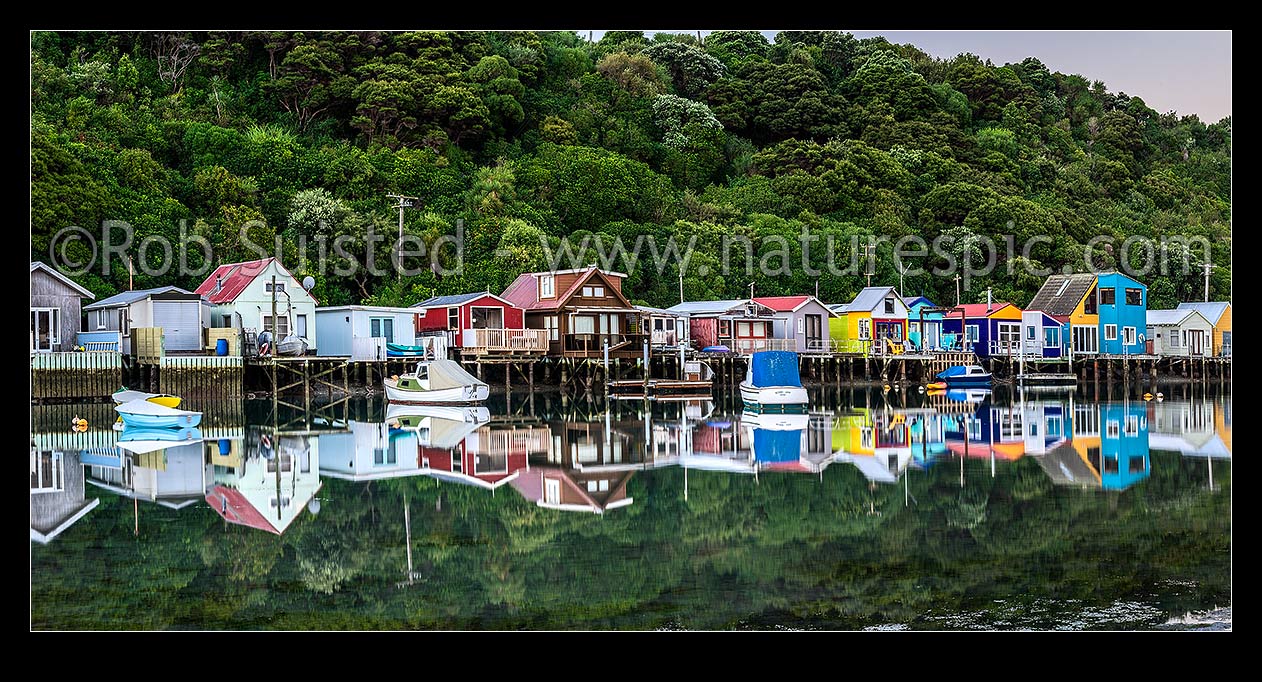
[116,427,203,454]
[111,389,181,408]
[385,403,490,427]
[115,398,203,429]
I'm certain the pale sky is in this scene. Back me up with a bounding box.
[584,30,1231,122]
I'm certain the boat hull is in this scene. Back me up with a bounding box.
[117,412,202,429]
[939,376,992,387]
[111,390,181,408]
[739,383,809,412]
[384,378,489,404]
[385,403,490,424]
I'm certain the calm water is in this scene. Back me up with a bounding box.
[31,386,1231,630]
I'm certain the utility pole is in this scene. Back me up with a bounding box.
[1203,262,1213,302]
[679,269,685,306]
[862,240,875,288]
[386,193,418,281]
[270,274,278,356]
[128,256,134,291]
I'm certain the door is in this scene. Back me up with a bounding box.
[805,314,823,351]
[544,478,561,505]
[30,308,57,352]
[996,323,1020,355]
[1188,329,1204,356]
[153,301,201,350]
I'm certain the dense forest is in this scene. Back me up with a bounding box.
[31,31,1231,309]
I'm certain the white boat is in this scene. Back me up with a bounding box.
[111,389,181,408]
[277,335,308,356]
[739,350,808,412]
[740,410,811,431]
[385,403,491,427]
[115,398,203,429]
[383,359,489,404]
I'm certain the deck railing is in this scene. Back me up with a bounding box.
[564,333,646,354]
[464,328,549,353]
[731,338,795,354]
[650,330,679,346]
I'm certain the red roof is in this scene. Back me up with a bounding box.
[194,257,315,304]
[500,267,627,311]
[753,296,811,312]
[945,302,1015,319]
[205,485,279,534]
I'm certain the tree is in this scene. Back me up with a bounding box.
[643,42,725,99]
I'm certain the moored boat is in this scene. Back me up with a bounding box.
[385,403,490,427]
[935,364,993,386]
[111,389,181,408]
[115,399,203,429]
[383,359,489,404]
[739,350,808,412]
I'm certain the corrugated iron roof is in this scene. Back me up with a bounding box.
[1027,273,1096,316]
[848,286,899,312]
[412,292,509,309]
[1176,301,1230,325]
[945,302,1015,318]
[83,285,195,311]
[753,295,810,312]
[195,257,276,304]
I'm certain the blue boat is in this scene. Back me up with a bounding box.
[740,351,809,412]
[935,365,992,387]
[115,399,203,429]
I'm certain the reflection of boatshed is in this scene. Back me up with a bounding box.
[31,448,98,544]
[207,434,322,534]
[510,466,634,514]
[86,442,212,509]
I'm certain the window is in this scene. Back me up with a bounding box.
[738,321,751,337]
[416,365,429,381]
[263,315,289,337]
[573,315,595,334]
[1125,288,1143,306]
[1125,415,1139,436]
[1122,326,1136,346]
[599,479,609,492]
[1099,287,1115,305]
[264,281,285,294]
[1223,331,1232,356]
[858,318,871,340]
[1046,416,1063,438]
[1128,456,1146,474]
[370,317,394,343]
[222,314,233,328]
[1084,288,1098,315]
[797,318,804,334]
[545,478,560,504]
[543,315,559,341]
[581,285,605,298]
[1104,324,1117,341]
[1055,279,1071,297]
[1168,330,1179,348]
[718,319,732,337]
[884,297,895,314]
[471,307,503,329]
[1026,325,1036,340]
[1106,421,1120,438]
[1044,327,1060,348]
[295,314,308,339]
[587,480,598,492]
[539,274,555,298]
[30,451,64,493]
[965,324,980,343]
[909,321,920,335]
[94,309,106,329]
[1181,330,1187,347]
[447,307,459,330]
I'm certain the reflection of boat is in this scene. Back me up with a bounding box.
[111,389,181,408]
[936,365,992,386]
[740,351,808,412]
[386,403,490,427]
[741,411,810,431]
[115,399,202,429]
[116,427,203,454]
[384,359,489,403]
[947,388,991,403]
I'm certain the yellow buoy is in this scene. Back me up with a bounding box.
[1143,393,1153,401]
[882,384,891,392]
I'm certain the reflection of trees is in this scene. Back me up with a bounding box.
[33,448,1231,630]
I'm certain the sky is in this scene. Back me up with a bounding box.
[584,30,1231,122]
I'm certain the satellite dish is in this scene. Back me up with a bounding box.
[307,498,321,515]
[302,276,316,291]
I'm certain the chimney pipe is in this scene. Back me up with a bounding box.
[986,287,992,313]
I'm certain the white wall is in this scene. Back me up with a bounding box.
[315,307,417,357]
[1149,317,1213,357]
[214,261,318,349]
